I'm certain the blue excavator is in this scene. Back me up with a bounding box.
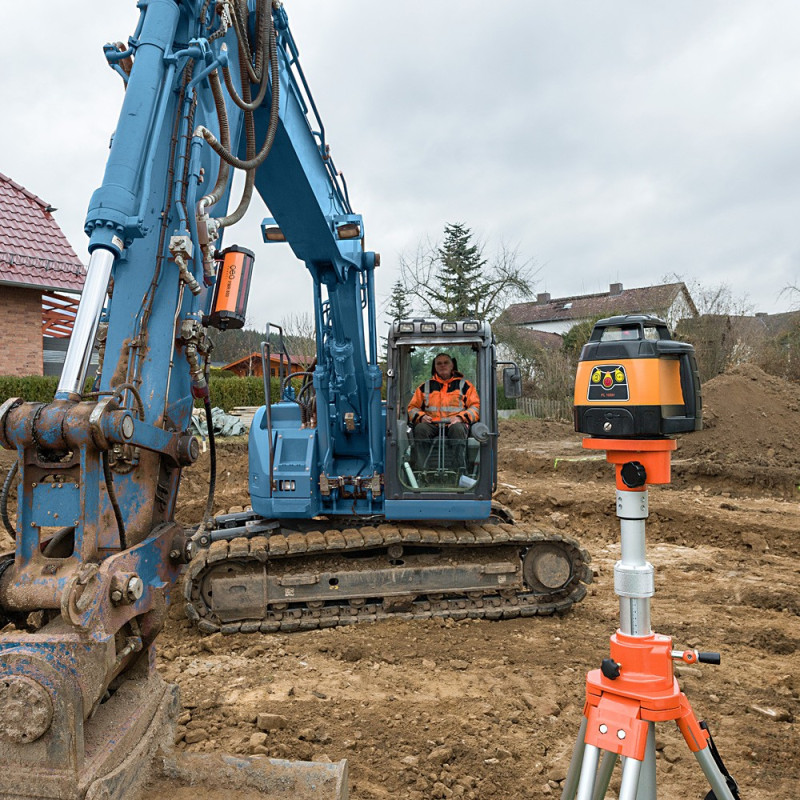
[0,2,591,797]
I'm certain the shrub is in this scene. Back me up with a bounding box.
[0,375,281,414]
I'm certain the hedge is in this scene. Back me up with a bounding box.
[0,375,283,414]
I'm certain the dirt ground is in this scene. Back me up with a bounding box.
[3,365,799,799]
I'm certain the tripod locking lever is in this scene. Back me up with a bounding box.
[671,649,721,665]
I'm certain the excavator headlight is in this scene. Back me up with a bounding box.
[420,322,436,333]
[441,322,457,332]
[337,222,361,239]
[264,227,286,242]
[463,321,479,332]
[398,322,415,333]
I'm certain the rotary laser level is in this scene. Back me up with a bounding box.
[573,314,702,438]
[561,316,741,800]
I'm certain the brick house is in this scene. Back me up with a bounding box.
[500,282,698,336]
[0,173,85,376]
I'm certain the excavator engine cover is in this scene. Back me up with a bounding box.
[573,314,702,438]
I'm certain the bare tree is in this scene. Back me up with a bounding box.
[494,322,574,401]
[279,312,317,365]
[666,277,754,382]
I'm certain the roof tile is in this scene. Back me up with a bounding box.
[0,173,85,292]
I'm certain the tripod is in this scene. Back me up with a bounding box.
[561,438,740,800]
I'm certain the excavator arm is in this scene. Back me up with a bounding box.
[0,2,364,797]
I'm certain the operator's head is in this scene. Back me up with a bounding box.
[433,353,455,380]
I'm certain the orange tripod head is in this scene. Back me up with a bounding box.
[582,437,675,492]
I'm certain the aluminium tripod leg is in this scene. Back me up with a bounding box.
[641,723,658,800]
[575,744,602,800]
[694,747,737,800]
[561,718,588,800]
[592,750,618,799]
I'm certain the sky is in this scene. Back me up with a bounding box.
[3,1,800,333]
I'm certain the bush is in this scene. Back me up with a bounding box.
[0,376,60,404]
[496,382,517,410]
[0,375,282,414]
[204,376,280,411]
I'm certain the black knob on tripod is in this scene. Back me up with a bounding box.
[601,658,621,680]
[620,461,647,488]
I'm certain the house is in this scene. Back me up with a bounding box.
[500,282,698,336]
[221,351,314,378]
[0,173,85,376]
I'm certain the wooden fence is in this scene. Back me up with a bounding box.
[514,397,573,422]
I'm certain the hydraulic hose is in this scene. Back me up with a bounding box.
[222,0,271,112]
[195,18,279,172]
[103,451,127,550]
[1,462,18,540]
[192,397,217,545]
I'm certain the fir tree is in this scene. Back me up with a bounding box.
[386,279,413,322]
[429,223,487,320]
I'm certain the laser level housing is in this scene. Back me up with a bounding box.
[573,314,702,438]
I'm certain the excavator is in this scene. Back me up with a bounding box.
[0,2,591,798]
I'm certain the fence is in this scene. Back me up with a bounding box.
[514,396,573,422]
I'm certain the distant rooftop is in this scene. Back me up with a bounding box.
[0,172,85,293]
[501,282,696,326]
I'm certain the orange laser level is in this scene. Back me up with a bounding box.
[573,314,702,438]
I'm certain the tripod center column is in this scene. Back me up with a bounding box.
[615,488,654,636]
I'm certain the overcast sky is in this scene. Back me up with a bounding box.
[3,1,800,332]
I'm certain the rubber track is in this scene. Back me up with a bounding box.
[184,522,593,634]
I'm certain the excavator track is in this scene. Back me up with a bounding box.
[184,519,592,634]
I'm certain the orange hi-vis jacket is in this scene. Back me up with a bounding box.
[408,374,480,425]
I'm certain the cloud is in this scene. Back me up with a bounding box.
[2,0,798,331]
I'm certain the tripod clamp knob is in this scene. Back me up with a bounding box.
[600,658,621,680]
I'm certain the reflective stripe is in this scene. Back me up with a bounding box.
[408,374,480,424]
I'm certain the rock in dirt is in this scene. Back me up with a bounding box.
[751,705,793,722]
[257,713,288,731]
[741,531,769,552]
[184,728,208,745]
[428,745,454,765]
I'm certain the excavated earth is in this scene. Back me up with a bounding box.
[2,365,799,799]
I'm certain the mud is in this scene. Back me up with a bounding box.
[1,369,798,799]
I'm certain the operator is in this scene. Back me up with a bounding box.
[407,353,480,470]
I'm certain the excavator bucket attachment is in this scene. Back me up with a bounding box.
[0,661,346,800]
[0,663,178,800]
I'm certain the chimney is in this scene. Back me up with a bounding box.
[536,292,551,304]
[609,282,623,295]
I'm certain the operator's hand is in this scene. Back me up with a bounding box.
[421,414,433,424]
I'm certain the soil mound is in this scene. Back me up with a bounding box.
[677,365,800,475]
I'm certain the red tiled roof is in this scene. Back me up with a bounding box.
[500,282,695,326]
[0,173,85,293]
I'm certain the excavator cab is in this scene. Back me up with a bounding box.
[383,319,519,520]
